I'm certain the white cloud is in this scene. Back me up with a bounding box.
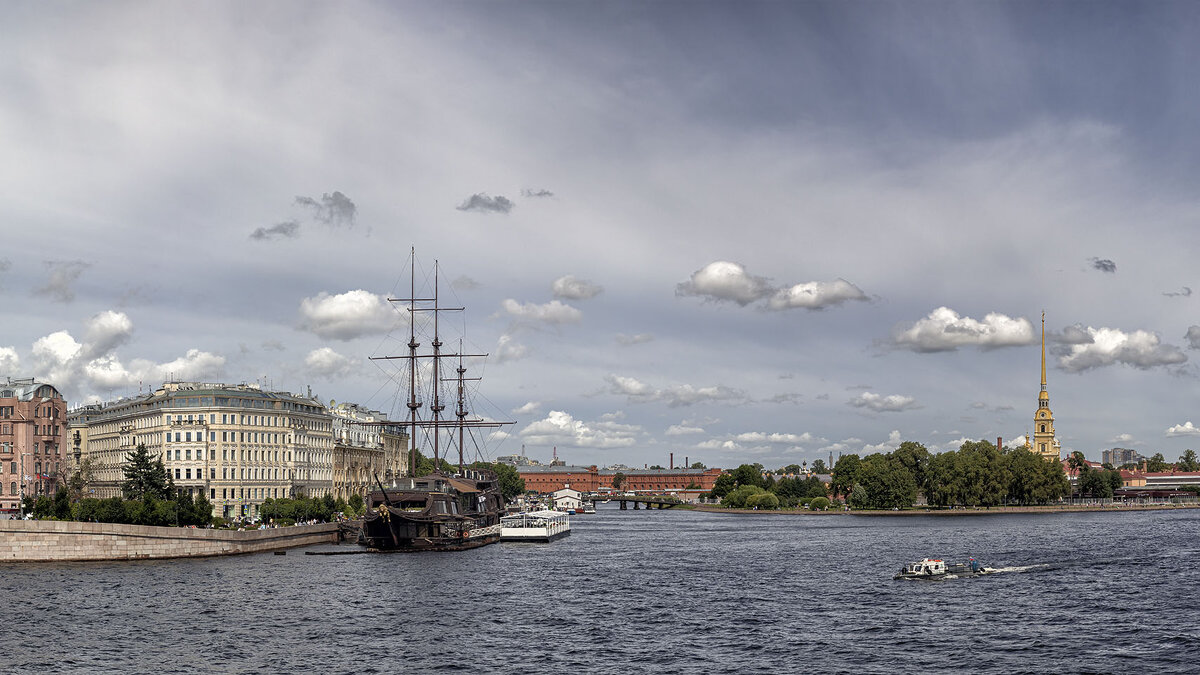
[499,299,582,324]
[1059,327,1187,372]
[891,307,1034,352]
[304,347,357,378]
[551,275,603,300]
[676,261,772,306]
[666,424,706,436]
[0,346,19,373]
[299,290,397,340]
[83,310,134,357]
[767,279,867,310]
[512,401,541,415]
[1108,433,1137,445]
[1165,421,1200,437]
[35,260,90,303]
[605,373,744,408]
[494,334,528,363]
[518,410,640,448]
[734,431,819,444]
[848,392,921,412]
[861,430,904,454]
[146,349,225,382]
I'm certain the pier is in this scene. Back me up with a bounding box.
[586,495,684,510]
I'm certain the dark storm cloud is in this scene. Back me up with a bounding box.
[1186,326,1200,350]
[1089,257,1117,273]
[456,193,514,214]
[521,188,554,198]
[250,220,301,241]
[295,191,357,227]
[1163,286,1192,298]
[34,260,90,303]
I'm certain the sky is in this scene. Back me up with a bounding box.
[4,1,1200,469]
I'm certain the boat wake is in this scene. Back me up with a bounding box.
[986,563,1051,574]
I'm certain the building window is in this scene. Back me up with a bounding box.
[9,482,14,496]
[175,469,181,479]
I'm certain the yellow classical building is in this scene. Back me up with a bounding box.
[1027,313,1062,462]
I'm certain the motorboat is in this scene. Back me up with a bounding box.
[894,558,994,580]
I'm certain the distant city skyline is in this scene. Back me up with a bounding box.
[4,2,1200,468]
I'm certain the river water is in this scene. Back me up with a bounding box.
[3,506,1199,674]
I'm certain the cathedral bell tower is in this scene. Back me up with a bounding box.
[1032,312,1061,461]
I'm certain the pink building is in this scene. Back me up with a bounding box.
[0,378,69,514]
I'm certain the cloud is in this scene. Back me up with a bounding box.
[665,423,705,436]
[494,334,528,363]
[456,193,514,214]
[1058,326,1187,372]
[1164,286,1192,298]
[733,431,819,444]
[677,261,868,312]
[1165,421,1200,437]
[1108,433,1137,445]
[451,276,481,291]
[295,191,357,227]
[25,314,226,399]
[676,261,772,306]
[848,392,921,413]
[498,299,582,324]
[1088,257,1117,273]
[0,346,19,372]
[299,289,397,340]
[512,401,541,415]
[261,340,286,352]
[767,279,868,310]
[518,410,640,448]
[604,374,744,408]
[304,347,357,378]
[83,311,134,358]
[1057,323,1095,345]
[35,260,91,303]
[1186,326,1200,350]
[0,259,10,272]
[615,333,654,346]
[890,307,1034,352]
[250,220,300,241]
[862,430,904,454]
[521,188,554,198]
[551,275,603,300]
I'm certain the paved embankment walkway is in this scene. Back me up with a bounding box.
[692,503,1200,516]
[0,519,341,562]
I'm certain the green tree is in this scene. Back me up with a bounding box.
[470,461,526,501]
[1146,452,1169,473]
[810,459,828,475]
[744,492,780,509]
[122,444,172,501]
[1177,449,1199,472]
[689,461,707,469]
[649,464,665,470]
[1066,451,1088,475]
[848,484,869,509]
[781,464,803,475]
[612,472,627,492]
[52,486,71,520]
[709,473,735,499]
[893,441,930,493]
[723,485,770,508]
[810,496,831,511]
[830,454,861,498]
[855,452,917,509]
[731,464,765,489]
[348,493,365,514]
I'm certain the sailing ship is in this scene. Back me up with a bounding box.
[359,250,511,552]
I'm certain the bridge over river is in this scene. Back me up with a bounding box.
[584,494,685,510]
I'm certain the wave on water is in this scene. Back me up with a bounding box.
[988,563,1051,574]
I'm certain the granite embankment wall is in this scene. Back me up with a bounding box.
[0,520,341,562]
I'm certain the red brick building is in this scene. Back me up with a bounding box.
[516,465,722,494]
[1,378,70,513]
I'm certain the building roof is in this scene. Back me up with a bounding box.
[0,378,63,402]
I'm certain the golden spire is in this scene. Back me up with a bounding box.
[1040,311,1046,391]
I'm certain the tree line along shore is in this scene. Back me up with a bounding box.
[698,440,1200,512]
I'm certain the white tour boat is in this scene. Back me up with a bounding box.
[499,509,571,543]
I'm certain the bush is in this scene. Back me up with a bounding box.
[722,485,769,508]
[745,492,780,510]
[810,497,831,511]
